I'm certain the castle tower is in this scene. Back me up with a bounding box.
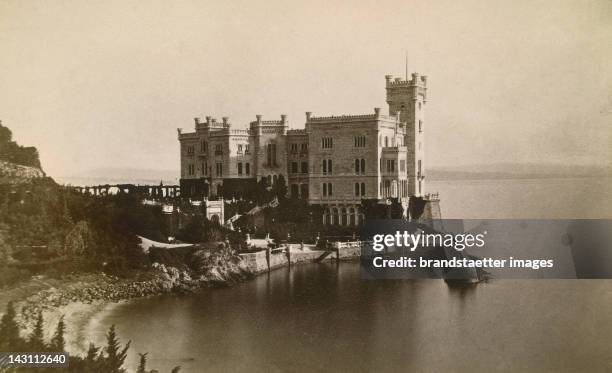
[385,73,427,196]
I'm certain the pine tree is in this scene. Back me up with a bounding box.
[50,315,66,351]
[0,301,21,350]
[104,325,130,373]
[136,352,148,373]
[28,311,45,351]
[84,343,102,373]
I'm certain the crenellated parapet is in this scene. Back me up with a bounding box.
[306,108,399,124]
[385,73,428,88]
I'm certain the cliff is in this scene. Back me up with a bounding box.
[0,121,45,184]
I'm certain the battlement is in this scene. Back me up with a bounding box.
[385,73,427,88]
[194,115,233,130]
[249,114,288,127]
[306,108,398,123]
[287,129,307,135]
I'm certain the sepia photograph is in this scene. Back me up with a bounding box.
[0,0,611,372]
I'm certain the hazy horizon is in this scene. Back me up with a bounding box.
[1,0,611,178]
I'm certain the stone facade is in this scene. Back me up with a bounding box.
[178,72,428,224]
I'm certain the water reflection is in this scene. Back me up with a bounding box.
[91,263,612,373]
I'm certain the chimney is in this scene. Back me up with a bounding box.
[280,114,287,124]
[222,117,229,125]
[385,75,393,84]
[305,112,312,121]
[256,115,262,123]
[206,116,212,125]
[194,117,201,125]
[374,107,381,117]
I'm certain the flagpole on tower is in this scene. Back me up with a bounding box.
[405,51,408,81]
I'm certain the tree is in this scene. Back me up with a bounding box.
[29,311,45,350]
[136,352,148,373]
[50,315,66,351]
[171,367,181,373]
[273,174,288,200]
[104,325,131,373]
[255,177,270,204]
[0,301,21,350]
[83,343,103,373]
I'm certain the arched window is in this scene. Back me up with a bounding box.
[419,120,423,133]
[322,159,327,174]
[384,136,389,147]
[360,159,365,174]
[323,183,327,197]
[327,159,332,174]
[355,159,360,174]
[355,183,360,196]
[341,208,347,226]
[360,182,365,196]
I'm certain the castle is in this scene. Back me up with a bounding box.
[178,72,430,225]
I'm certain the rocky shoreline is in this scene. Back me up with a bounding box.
[8,247,254,354]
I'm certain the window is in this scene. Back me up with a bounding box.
[419,102,422,110]
[291,162,298,174]
[354,136,366,147]
[300,143,308,153]
[386,160,395,173]
[322,183,332,197]
[418,160,422,176]
[215,144,222,155]
[245,163,250,175]
[400,160,406,172]
[237,145,243,154]
[419,120,423,133]
[322,159,332,174]
[322,137,333,149]
[245,145,250,154]
[291,184,299,198]
[202,162,208,176]
[238,162,243,175]
[360,182,365,196]
[354,159,365,174]
[384,137,389,147]
[301,162,308,174]
[187,146,194,155]
[216,163,223,177]
[290,143,298,153]
[188,164,195,175]
[200,140,208,152]
[266,143,277,166]
[354,183,360,197]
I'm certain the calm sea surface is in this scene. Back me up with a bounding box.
[88,177,612,372]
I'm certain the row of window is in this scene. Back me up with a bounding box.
[289,143,308,153]
[380,179,410,198]
[321,182,367,198]
[379,159,407,173]
[189,128,421,157]
[189,158,414,177]
[187,142,252,156]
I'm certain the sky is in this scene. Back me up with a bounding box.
[1,0,611,178]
